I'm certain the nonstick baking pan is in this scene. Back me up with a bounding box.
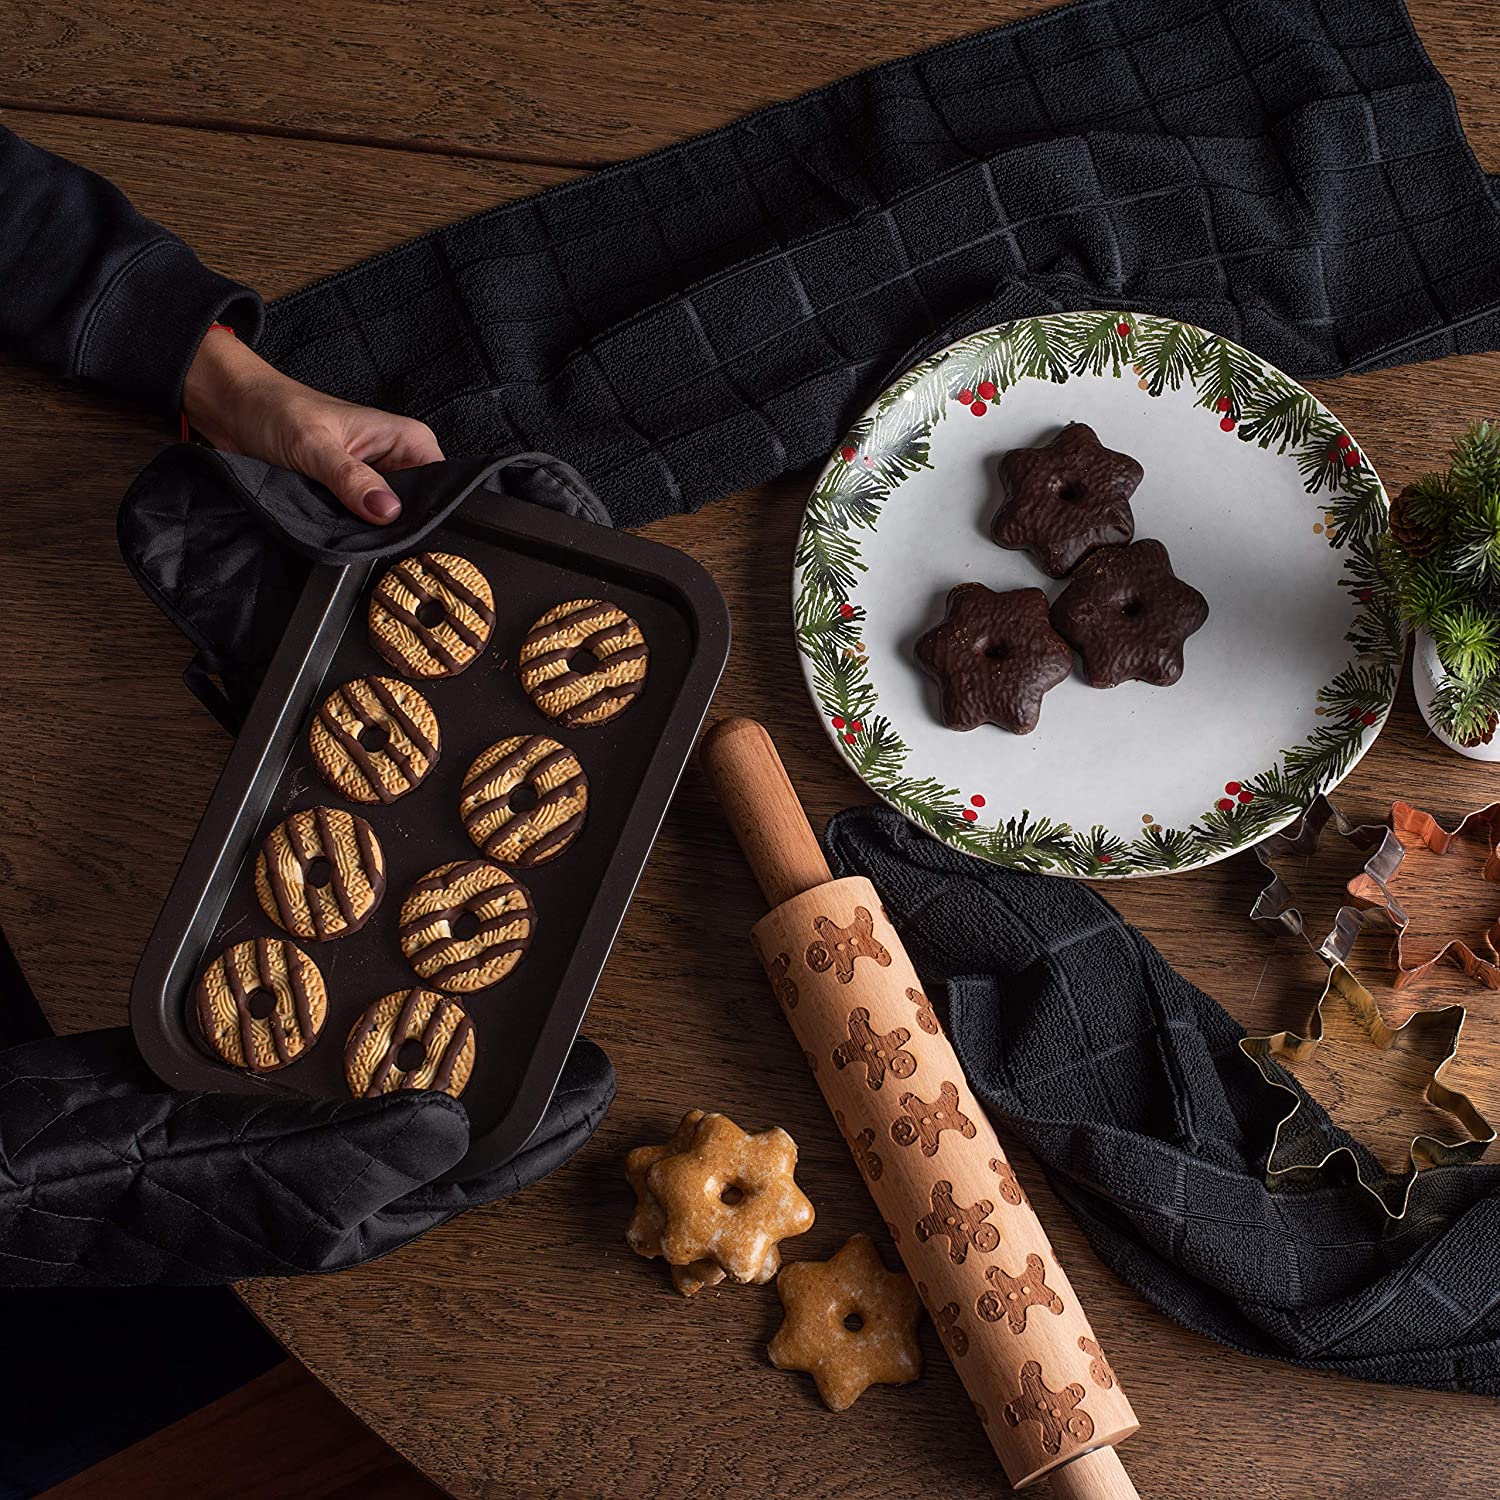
[131,490,730,1178]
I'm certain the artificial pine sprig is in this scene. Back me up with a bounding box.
[1381,420,1500,744]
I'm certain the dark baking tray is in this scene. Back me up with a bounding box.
[130,492,729,1178]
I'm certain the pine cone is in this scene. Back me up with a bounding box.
[1389,485,1438,558]
[1459,709,1499,749]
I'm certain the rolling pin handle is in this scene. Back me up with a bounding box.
[699,717,833,908]
[1044,1446,1140,1500]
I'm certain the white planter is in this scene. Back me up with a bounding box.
[1412,627,1500,761]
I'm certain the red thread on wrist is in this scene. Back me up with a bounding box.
[181,324,239,440]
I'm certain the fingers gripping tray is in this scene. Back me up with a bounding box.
[131,492,730,1178]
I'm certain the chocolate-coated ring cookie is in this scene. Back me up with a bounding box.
[254,806,386,941]
[459,735,588,867]
[518,598,648,727]
[399,860,535,993]
[195,938,327,1073]
[344,988,475,1099]
[309,675,440,804]
[368,551,494,678]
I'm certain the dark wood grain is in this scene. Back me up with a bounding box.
[2,2,1495,169]
[4,8,1500,1496]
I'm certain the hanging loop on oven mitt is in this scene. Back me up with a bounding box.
[824,805,1500,1398]
[0,1025,614,1286]
[117,445,611,731]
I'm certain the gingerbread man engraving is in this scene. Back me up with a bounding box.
[1002,1360,1093,1457]
[918,1283,970,1358]
[1079,1336,1116,1390]
[914,1181,1001,1264]
[989,1156,1027,1208]
[766,951,799,1010]
[834,1110,883,1181]
[889,1080,976,1157]
[905,986,940,1035]
[805,907,891,983]
[976,1253,1064,1335]
[832,1007,916,1090]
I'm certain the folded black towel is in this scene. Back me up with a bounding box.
[827,805,1500,1395]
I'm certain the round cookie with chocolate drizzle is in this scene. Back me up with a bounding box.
[195,938,327,1073]
[399,860,535,993]
[254,806,386,941]
[309,675,440,804]
[459,735,588,867]
[518,598,648,727]
[368,551,494,679]
[344,988,476,1099]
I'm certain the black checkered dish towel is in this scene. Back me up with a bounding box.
[119,0,1500,1380]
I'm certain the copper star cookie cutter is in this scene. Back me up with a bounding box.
[1249,794,1404,964]
[1343,800,1500,991]
[1239,964,1494,1218]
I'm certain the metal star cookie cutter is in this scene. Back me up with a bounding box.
[1239,964,1494,1219]
[1249,794,1404,964]
[1344,800,1500,991]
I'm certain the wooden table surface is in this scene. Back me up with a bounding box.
[4,4,1500,1496]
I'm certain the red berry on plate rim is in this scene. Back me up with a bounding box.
[970,794,986,808]
[957,387,973,404]
[831,715,846,730]
[840,446,855,462]
[1238,790,1254,804]
[977,380,997,399]
[1343,449,1360,468]
[1358,588,1372,602]
[1116,321,1131,337]
[1216,397,1230,412]
[1098,853,1112,864]
[970,401,987,416]
[961,809,978,822]
[850,720,863,733]
[1224,781,1241,795]
[1220,416,1236,432]
[1217,798,1234,812]
[1337,433,1353,450]
[844,732,856,743]
[839,603,854,619]
[1361,711,1377,727]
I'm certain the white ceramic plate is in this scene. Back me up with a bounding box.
[793,312,1401,877]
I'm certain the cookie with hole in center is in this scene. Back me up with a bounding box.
[344,987,476,1098]
[254,806,385,941]
[368,551,494,678]
[460,735,589,867]
[309,675,439,804]
[195,938,327,1073]
[399,860,535,993]
[1049,539,1209,688]
[992,422,1142,577]
[518,598,648,727]
[915,583,1073,734]
[768,1233,923,1411]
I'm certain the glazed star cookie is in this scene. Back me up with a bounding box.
[398,860,535,993]
[992,422,1142,577]
[768,1234,923,1411]
[195,937,326,1073]
[644,1112,814,1284]
[309,675,439,804]
[1049,539,1209,688]
[344,987,476,1098]
[460,735,589,867]
[625,1110,780,1296]
[914,583,1073,734]
[368,551,494,678]
[254,807,385,940]
[518,599,648,727]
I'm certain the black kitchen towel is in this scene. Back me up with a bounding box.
[826,805,1500,1396]
[121,0,1500,698]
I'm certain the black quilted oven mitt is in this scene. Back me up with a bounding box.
[0,1028,613,1286]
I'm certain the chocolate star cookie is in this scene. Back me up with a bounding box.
[914,583,1073,734]
[1049,539,1209,688]
[992,422,1142,577]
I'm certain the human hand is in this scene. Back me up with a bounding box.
[181,327,443,525]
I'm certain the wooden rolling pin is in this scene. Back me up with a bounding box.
[701,717,1140,1500]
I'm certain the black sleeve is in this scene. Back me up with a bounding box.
[0,123,264,417]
